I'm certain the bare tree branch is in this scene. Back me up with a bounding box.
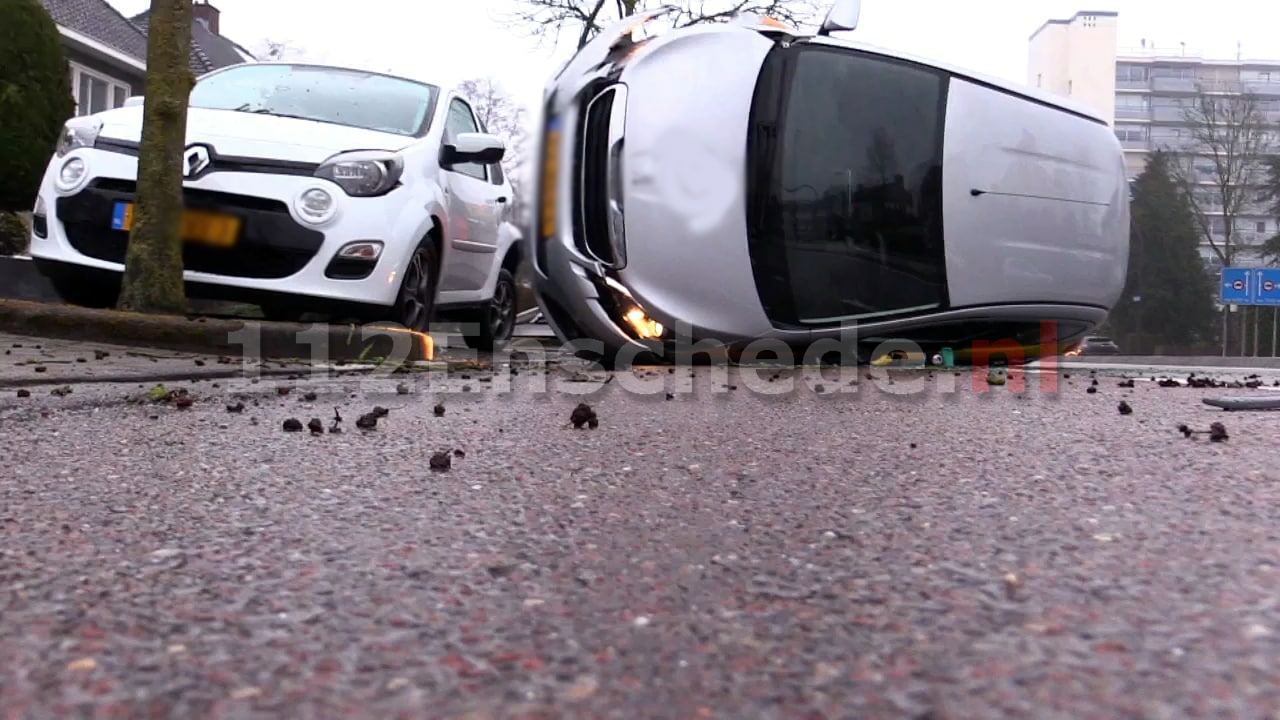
[498,0,824,51]
[1163,89,1275,266]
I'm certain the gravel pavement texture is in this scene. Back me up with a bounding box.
[3,355,1280,719]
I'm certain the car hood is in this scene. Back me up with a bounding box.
[93,106,414,163]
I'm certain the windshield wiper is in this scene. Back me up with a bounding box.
[229,105,319,123]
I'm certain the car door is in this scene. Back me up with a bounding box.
[438,97,501,293]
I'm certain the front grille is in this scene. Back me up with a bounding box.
[55,179,325,279]
[573,85,618,266]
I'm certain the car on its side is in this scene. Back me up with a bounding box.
[1064,336,1121,356]
[29,61,523,350]
[526,0,1130,366]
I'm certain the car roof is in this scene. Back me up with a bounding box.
[793,34,1107,125]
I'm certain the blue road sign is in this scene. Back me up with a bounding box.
[1254,269,1280,306]
[1221,267,1252,304]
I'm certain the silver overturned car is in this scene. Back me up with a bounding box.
[526,0,1130,367]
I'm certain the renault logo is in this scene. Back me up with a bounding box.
[184,145,211,178]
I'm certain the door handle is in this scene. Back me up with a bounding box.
[497,196,508,203]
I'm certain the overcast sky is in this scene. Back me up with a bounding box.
[105,0,1280,123]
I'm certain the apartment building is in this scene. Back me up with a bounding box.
[1028,10,1280,269]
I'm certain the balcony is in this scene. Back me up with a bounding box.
[1116,79,1150,91]
[1119,138,1150,150]
[1114,106,1151,120]
[1245,81,1280,96]
[1152,76,1198,93]
[1151,106,1189,122]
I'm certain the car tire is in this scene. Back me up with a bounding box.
[461,268,517,352]
[47,269,119,309]
[391,241,438,333]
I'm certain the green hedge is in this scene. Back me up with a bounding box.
[0,0,76,212]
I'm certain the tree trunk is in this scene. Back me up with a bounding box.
[116,0,194,314]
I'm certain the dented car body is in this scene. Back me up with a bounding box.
[526,1,1130,365]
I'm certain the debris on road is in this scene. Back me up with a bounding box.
[356,407,389,431]
[16,389,29,397]
[1118,401,1132,415]
[50,386,71,397]
[307,418,324,434]
[283,418,303,432]
[433,403,445,417]
[1118,379,1135,388]
[1086,386,1097,394]
[570,403,599,429]
[226,401,245,413]
[429,451,452,471]
[1210,422,1229,442]
[396,382,410,395]
[1177,422,1230,442]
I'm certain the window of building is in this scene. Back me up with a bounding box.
[69,63,130,117]
[1150,65,1197,80]
[1113,125,1148,142]
[1116,64,1149,82]
[1260,221,1269,234]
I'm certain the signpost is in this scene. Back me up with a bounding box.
[1219,267,1280,357]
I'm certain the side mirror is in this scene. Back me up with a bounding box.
[123,95,144,107]
[817,0,860,35]
[441,132,505,167]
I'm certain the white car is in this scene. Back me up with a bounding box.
[29,61,523,349]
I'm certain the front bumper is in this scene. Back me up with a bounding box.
[28,145,414,307]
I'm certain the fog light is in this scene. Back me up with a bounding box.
[295,187,336,224]
[55,158,87,192]
[623,306,663,339]
[337,241,382,260]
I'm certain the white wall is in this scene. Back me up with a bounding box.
[1028,13,1119,126]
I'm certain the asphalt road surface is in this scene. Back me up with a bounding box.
[4,345,1280,718]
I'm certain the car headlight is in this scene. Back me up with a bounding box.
[55,119,102,157]
[315,150,403,197]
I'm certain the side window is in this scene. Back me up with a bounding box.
[768,46,947,323]
[444,99,487,181]
[472,114,505,185]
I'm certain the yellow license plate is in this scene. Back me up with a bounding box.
[539,124,560,238]
[112,202,241,248]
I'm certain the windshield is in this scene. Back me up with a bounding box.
[188,64,438,137]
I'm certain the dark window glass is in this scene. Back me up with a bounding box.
[768,46,947,323]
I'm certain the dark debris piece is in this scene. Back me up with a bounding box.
[1177,422,1229,442]
[1117,379,1135,388]
[307,418,324,434]
[277,385,292,396]
[1117,401,1132,415]
[303,391,317,402]
[570,403,598,429]
[1086,386,1097,394]
[283,418,303,432]
[174,393,194,410]
[16,389,30,398]
[433,403,445,417]
[226,401,245,413]
[453,448,465,458]
[429,451,452,472]
[1210,422,1229,442]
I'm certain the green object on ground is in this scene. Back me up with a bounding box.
[940,347,955,367]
